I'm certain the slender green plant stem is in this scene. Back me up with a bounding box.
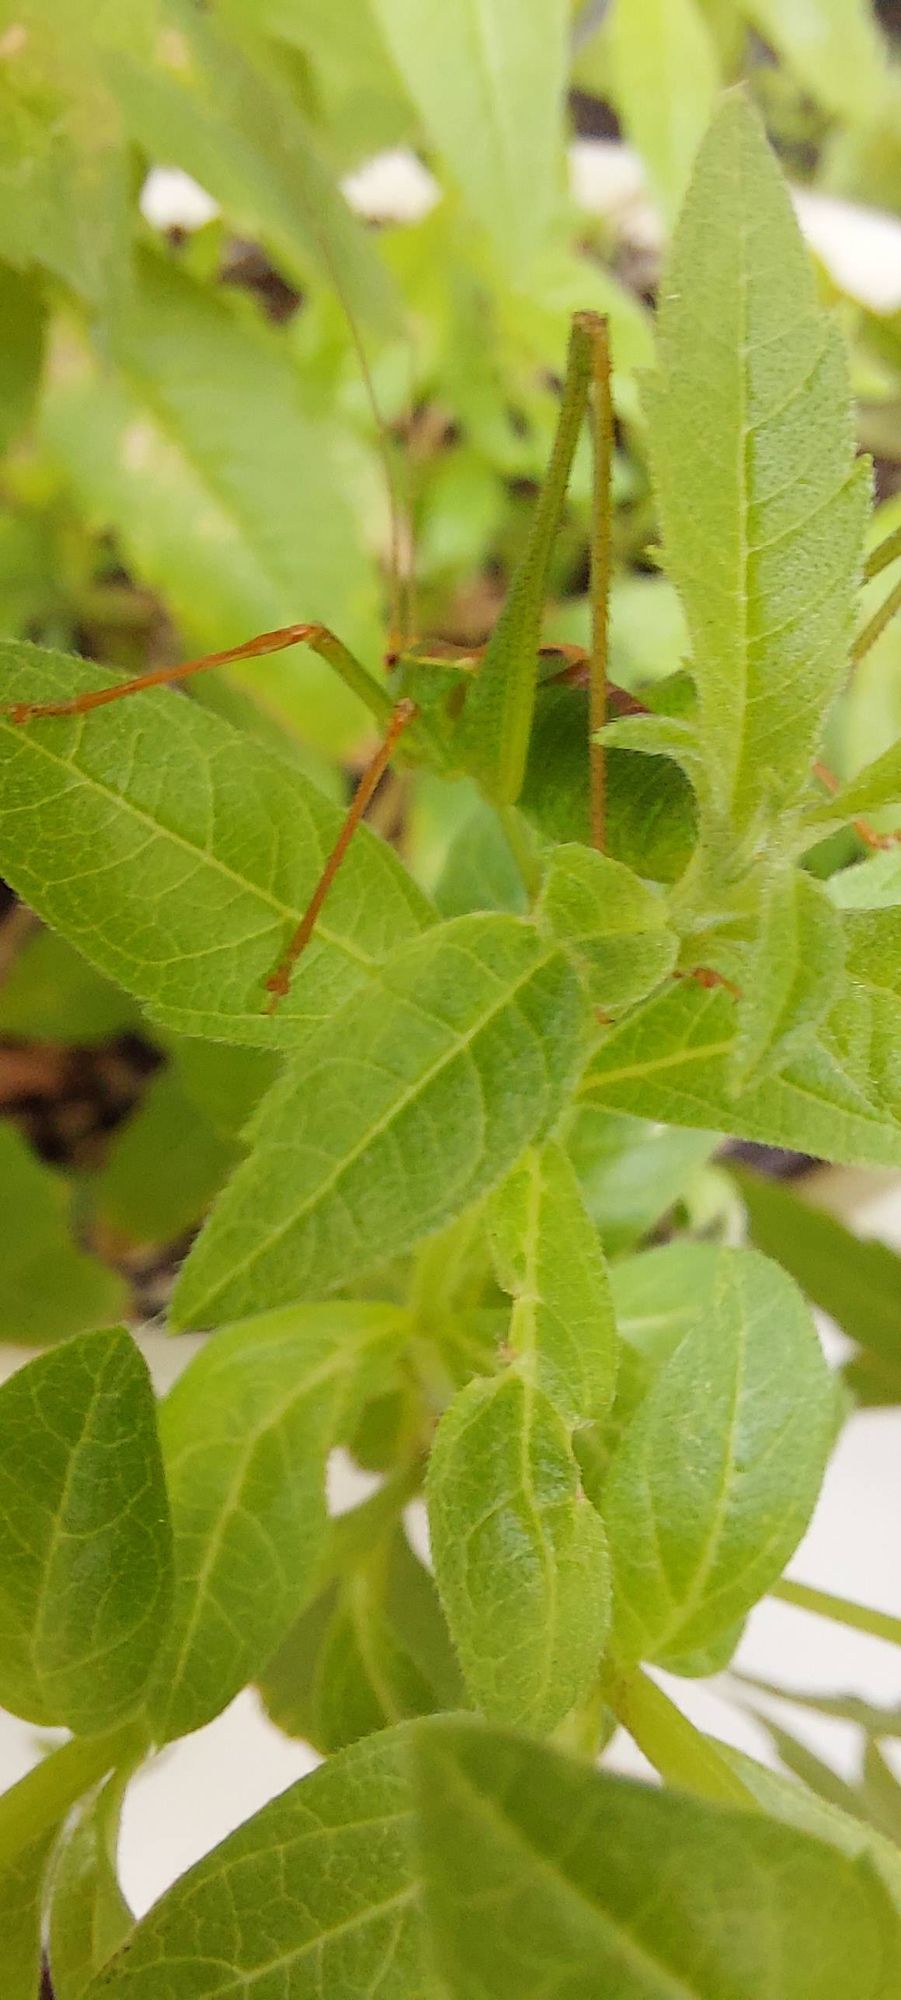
[773,1579,901,1647]
[0,1719,144,1871]
[864,521,901,582]
[604,1665,760,1810]
[852,571,901,669]
[588,315,613,854]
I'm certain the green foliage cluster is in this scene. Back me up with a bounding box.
[0,3,900,1995]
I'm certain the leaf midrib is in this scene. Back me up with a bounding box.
[184,937,560,1320]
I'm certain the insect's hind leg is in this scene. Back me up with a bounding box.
[6,622,396,733]
[264,696,420,1011]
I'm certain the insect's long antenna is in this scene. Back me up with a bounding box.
[588,316,613,853]
[265,696,419,1010]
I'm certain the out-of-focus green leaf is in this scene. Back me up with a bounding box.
[172,915,587,1326]
[0,1830,57,2000]
[0,1125,126,1346]
[41,249,381,751]
[722,1743,901,1916]
[565,1102,718,1253]
[737,1169,901,1406]
[0,928,141,1042]
[106,0,400,333]
[743,0,888,124]
[92,1068,239,1245]
[0,1326,173,1732]
[371,0,568,272]
[223,0,414,165]
[47,1775,132,2000]
[609,0,720,225]
[0,264,44,453]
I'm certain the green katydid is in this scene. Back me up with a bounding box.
[6,312,615,1009]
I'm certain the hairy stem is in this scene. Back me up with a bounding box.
[604,1665,760,1809]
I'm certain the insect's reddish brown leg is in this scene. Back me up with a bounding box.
[5,622,396,732]
[264,698,419,1012]
[813,758,900,852]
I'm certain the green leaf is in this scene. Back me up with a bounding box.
[92,1068,240,1246]
[371,0,568,272]
[736,1170,901,1405]
[0,1125,127,1345]
[106,1,400,332]
[743,0,889,124]
[583,978,901,1167]
[609,0,720,225]
[47,1776,132,2000]
[307,1535,463,1753]
[645,93,869,834]
[721,1744,901,1917]
[0,928,140,1043]
[41,251,381,749]
[603,1246,834,1664]
[172,914,587,1327]
[82,1727,429,2000]
[487,1139,617,1425]
[0,263,45,454]
[427,1373,610,1732]
[537,843,678,1013]
[566,1104,718,1253]
[0,1327,173,1733]
[805,739,901,829]
[609,1240,726,1421]
[520,687,698,885]
[0,640,431,1049]
[415,1716,901,1999]
[731,868,845,1086]
[0,1830,57,2000]
[149,1302,406,1742]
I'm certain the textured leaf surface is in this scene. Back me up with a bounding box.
[537,843,678,1012]
[371,0,568,271]
[0,641,430,1047]
[83,1728,430,2000]
[583,979,901,1167]
[173,915,587,1326]
[610,0,719,223]
[805,738,901,827]
[0,1123,126,1344]
[645,94,868,832]
[150,1303,405,1742]
[603,1247,833,1664]
[427,1373,610,1731]
[0,1328,172,1732]
[488,1139,617,1424]
[731,868,845,1085]
[415,1717,901,2000]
